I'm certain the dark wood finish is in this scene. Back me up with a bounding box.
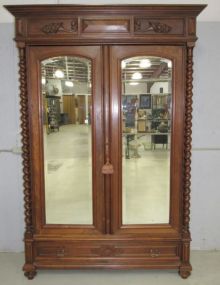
[5,4,206,279]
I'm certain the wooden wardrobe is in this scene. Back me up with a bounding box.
[5,4,206,279]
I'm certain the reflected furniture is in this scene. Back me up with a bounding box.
[5,4,206,279]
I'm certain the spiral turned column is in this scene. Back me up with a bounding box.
[18,44,36,279]
[183,44,194,237]
[179,44,194,279]
[18,45,33,238]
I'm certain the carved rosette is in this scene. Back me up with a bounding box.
[18,45,33,238]
[183,45,194,237]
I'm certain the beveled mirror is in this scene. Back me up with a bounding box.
[121,56,172,224]
[41,56,93,224]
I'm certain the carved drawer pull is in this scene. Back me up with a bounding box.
[149,249,160,258]
[56,248,65,257]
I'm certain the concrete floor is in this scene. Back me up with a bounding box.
[0,251,219,284]
[44,124,170,225]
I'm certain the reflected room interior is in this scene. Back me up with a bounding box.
[41,56,93,224]
[41,55,172,225]
[121,56,172,224]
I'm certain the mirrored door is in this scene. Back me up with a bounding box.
[28,46,105,234]
[110,46,185,234]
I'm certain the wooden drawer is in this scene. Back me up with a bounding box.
[35,241,180,260]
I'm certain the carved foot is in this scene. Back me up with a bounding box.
[179,264,192,279]
[23,264,37,280]
[24,271,37,280]
[179,269,191,279]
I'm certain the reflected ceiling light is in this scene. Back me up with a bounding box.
[132,72,142,80]
[41,78,46,85]
[121,60,126,69]
[89,82,92,88]
[139,59,151,68]
[65,81,74,87]
[129,82,139,86]
[168,61,172,68]
[54,69,64,78]
[161,59,172,68]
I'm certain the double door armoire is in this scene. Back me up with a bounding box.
[5,4,206,279]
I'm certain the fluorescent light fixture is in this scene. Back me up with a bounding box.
[41,78,46,85]
[139,59,151,68]
[65,81,74,87]
[54,69,64,78]
[132,72,142,80]
[121,60,126,69]
[129,82,139,86]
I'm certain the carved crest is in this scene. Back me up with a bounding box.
[41,22,65,34]
[135,19,172,33]
[41,19,78,35]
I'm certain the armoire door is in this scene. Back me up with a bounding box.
[28,46,106,236]
[109,46,185,237]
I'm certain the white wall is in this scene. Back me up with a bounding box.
[0,2,220,252]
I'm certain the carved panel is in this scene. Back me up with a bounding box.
[81,19,130,34]
[91,245,124,257]
[27,18,78,36]
[134,18,184,35]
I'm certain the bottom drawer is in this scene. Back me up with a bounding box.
[35,241,180,260]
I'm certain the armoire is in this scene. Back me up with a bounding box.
[5,4,206,279]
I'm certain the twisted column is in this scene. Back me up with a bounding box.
[18,45,33,238]
[183,45,194,237]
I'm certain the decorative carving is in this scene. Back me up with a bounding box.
[41,19,78,34]
[92,246,123,257]
[148,249,160,258]
[183,45,194,237]
[179,267,191,279]
[23,264,37,280]
[41,22,65,34]
[134,19,172,33]
[71,19,78,32]
[18,46,33,238]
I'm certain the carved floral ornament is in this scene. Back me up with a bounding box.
[134,18,172,33]
[41,19,78,34]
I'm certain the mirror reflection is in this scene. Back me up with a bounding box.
[41,56,92,224]
[121,56,172,224]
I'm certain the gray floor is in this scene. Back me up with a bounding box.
[0,251,219,285]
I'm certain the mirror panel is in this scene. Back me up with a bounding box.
[121,56,172,224]
[41,56,93,224]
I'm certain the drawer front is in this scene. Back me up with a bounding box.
[35,241,180,260]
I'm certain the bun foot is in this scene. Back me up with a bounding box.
[179,265,192,279]
[23,264,37,280]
